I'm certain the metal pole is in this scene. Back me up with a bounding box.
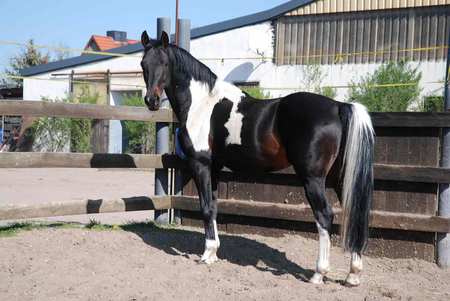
[178,19,191,51]
[175,0,180,46]
[154,17,171,224]
[172,19,191,225]
[438,30,450,268]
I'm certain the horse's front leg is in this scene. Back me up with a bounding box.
[189,159,219,264]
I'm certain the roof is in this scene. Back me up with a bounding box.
[21,0,314,76]
[85,35,139,51]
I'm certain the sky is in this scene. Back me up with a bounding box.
[0,0,287,73]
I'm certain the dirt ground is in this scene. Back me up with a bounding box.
[1,225,449,301]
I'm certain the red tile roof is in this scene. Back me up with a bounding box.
[85,35,139,52]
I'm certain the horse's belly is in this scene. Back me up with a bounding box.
[220,133,291,173]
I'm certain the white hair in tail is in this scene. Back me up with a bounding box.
[340,102,375,251]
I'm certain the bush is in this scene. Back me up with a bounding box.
[122,95,155,154]
[422,95,444,112]
[301,63,337,99]
[348,61,422,112]
[70,86,98,152]
[241,86,271,99]
[32,89,98,152]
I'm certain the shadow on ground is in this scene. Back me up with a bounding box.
[122,223,314,282]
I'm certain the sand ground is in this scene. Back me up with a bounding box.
[1,225,449,301]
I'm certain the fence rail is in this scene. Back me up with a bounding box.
[4,100,450,127]
[0,152,182,169]
[0,100,176,122]
[2,153,450,184]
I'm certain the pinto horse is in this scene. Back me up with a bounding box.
[140,31,374,286]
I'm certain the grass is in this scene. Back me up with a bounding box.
[0,222,82,237]
[0,219,174,237]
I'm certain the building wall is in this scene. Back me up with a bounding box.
[190,21,446,101]
[286,0,450,16]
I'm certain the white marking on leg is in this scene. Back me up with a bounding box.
[346,252,363,286]
[310,222,331,284]
[201,220,220,264]
[186,79,244,152]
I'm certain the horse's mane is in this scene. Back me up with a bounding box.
[169,46,217,91]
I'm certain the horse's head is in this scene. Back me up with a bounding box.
[140,30,171,111]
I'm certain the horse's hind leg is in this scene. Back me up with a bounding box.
[302,176,334,284]
[189,159,220,264]
[345,252,363,286]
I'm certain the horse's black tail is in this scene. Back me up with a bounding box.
[339,102,374,253]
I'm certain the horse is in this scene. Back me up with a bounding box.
[140,30,374,286]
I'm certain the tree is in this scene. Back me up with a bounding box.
[3,39,49,87]
[348,61,422,112]
[122,95,155,154]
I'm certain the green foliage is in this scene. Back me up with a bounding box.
[422,95,444,112]
[319,86,337,99]
[32,89,98,152]
[122,95,155,154]
[348,61,422,112]
[0,221,161,238]
[3,39,50,87]
[0,222,78,237]
[241,86,272,99]
[301,63,337,99]
[69,86,98,152]
[32,100,72,152]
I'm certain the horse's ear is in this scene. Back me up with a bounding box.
[161,31,169,48]
[141,30,150,47]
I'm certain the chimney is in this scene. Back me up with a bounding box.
[107,30,127,41]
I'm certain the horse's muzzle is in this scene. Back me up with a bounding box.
[144,95,160,111]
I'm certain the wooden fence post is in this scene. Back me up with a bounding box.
[438,30,450,268]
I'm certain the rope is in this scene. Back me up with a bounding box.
[0,39,447,62]
[2,73,444,92]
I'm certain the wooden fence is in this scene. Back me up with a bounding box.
[1,99,450,262]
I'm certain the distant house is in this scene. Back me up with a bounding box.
[20,0,450,153]
[84,30,139,52]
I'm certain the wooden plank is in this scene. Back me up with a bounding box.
[371,112,450,127]
[0,196,171,220]
[4,102,450,129]
[0,100,176,122]
[220,163,450,184]
[0,152,184,169]
[172,196,450,233]
[375,164,450,183]
[3,152,450,184]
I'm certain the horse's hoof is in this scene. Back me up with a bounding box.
[345,273,360,287]
[200,254,218,265]
[309,272,324,284]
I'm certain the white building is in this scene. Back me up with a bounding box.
[21,0,450,153]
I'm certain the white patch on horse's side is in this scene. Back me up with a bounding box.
[222,84,245,145]
[186,79,244,152]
